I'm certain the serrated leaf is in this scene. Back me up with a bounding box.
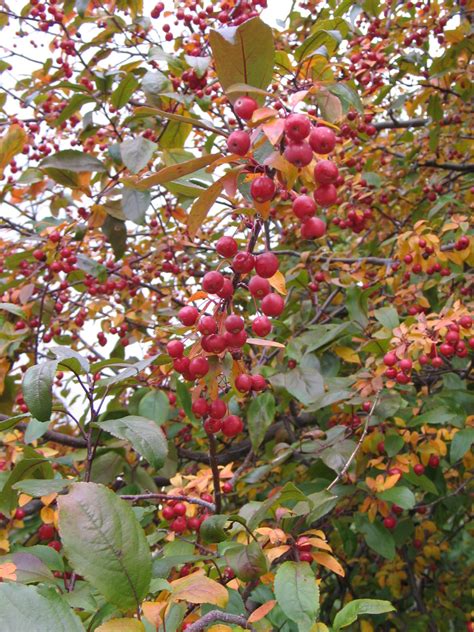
[0,584,85,632]
[22,360,58,422]
[274,561,319,632]
[170,570,228,607]
[40,150,106,172]
[58,482,152,611]
[248,391,275,450]
[99,416,168,469]
[333,598,395,630]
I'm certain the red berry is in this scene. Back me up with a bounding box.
[178,306,199,326]
[299,551,313,562]
[189,357,209,379]
[314,184,337,206]
[14,508,26,520]
[222,415,244,437]
[173,502,187,516]
[314,159,339,184]
[255,252,279,278]
[224,314,245,334]
[203,334,227,354]
[167,340,184,358]
[222,482,233,493]
[250,176,276,203]
[192,397,209,418]
[284,142,313,167]
[251,374,266,391]
[301,217,326,239]
[383,352,397,367]
[38,524,55,541]
[414,463,425,476]
[459,315,472,329]
[388,467,402,476]
[284,113,311,142]
[232,251,255,274]
[33,249,46,261]
[202,271,225,294]
[399,358,413,373]
[173,357,190,374]
[235,373,253,392]
[261,293,285,317]
[48,540,61,552]
[293,195,316,219]
[216,236,238,258]
[383,516,397,530]
[204,417,223,433]
[296,536,312,551]
[432,356,444,368]
[392,504,403,515]
[233,96,258,120]
[377,441,385,454]
[308,126,336,154]
[252,315,272,337]
[224,329,248,348]
[439,342,454,357]
[217,278,234,299]
[162,505,175,520]
[187,517,201,531]
[248,275,271,298]
[171,516,187,533]
[209,399,227,419]
[198,315,218,336]
[227,130,251,155]
[428,454,440,468]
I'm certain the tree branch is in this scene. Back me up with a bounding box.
[185,611,256,632]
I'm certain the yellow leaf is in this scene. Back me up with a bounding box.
[18,494,32,507]
[268,270,287,295]
[0,562,16,581]
[334,346,360,364]
[307,537,332,552]
[0,124,27,171]
[187,176,225,238]
[310,624,330,632]
[248,600,277,623]
[170,570,229,608]
[142,601,167,627]
[41,493,57,507]
[125,153,222,190]
[247,337,285,348]
[208,626,233,632]
[40,506,55,524]
[312,552,345,577]
[96,618,145,631]
[265,545,291,563]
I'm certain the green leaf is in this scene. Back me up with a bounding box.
[408,407,459,427]
[377,486,416,510]
[0,583,85,632]
[75,0,90,17]
[0,302,27,318]
[270,365,324,406]
[51,346,90,374]
[176,380,196,422]
[58,482,152,611]
[54,93,96,126]
[450,428,474,463]
[138,390,170,425]
[0,413,29,432]
[12,478,69,496]
[346,285,369,329]
[5,551,55,584]
[384,434,404,457]
[209,16,274,102]
[111,73,139,109]
[121,187,151,225]
[295,18,347,62]
[327,82,364,113]
[120,137,157,174]
[374,306,399,330]
[247,392,276,450]
[22,360,58,422]
[0,450,54,514]
[102,216,127,258]
[99,415,168,469]
[274,561,319,632]
[200,515,228,544]
[356,516,395,560]
[24,418,50,443]
[403,470,439,496]
[224,541,268,582]
[333,598,395,630]
[40,150,106,172]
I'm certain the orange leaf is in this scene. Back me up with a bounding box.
[248,600,277,623]
[187,175,226,238]
[0,562,17,581]
[188,291,208,302]
[268,270,287,295]
[313,552,345,577]
[142,601,167,627]
[125,153,222,190]
[0,124,27,171]
[170,570,229,607]
[247,337,285,348]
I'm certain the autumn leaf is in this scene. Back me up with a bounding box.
[170,570,229,608]
[248,600,277,623]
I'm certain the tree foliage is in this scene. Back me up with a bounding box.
[0,0,472,631]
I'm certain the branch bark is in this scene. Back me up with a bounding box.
[185,611,255,632]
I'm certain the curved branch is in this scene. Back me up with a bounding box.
[185,611,256,632]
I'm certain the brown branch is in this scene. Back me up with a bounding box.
[120,493,215,511]
[185,611,256,632]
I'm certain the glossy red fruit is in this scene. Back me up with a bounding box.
[301,217,326,239]
[459,315,472,329]
[396,372,410,384]
[439,342,454,357]
[399,358,413,373]
[432,356,444,368]
[248,275,271,298]
[209,399,227,419]
[232,251,255,274]
[250,176,275,203]
[234,96,258,120]
[202,271,224,294]
[383,352,397,367]
[14,508,26,520]
[178,306,199,326]
[33,249,46,261]
[198,315,218,335]
[224,330,248,348]
[385,367,397,379]
[203,334,227,354]
[392,504,403,515]
[251,374,266,391]
[192,397,209,418]
[162,505,175,520]
[173,502,187,516]
[227,130,251,155]
[414,463,425,476]
[48,540,61,552]
[173,357,190,373]
[314,184,337,206]
[189,356,209,378]
[167,340,184,358]
[224,314,245,333]
[299,551,313,562]
[235,373,253,392]
[293,194,316,219]
[284,142,313,167]
[284,113,311,142]
[252,315,272,337]
[388,467,402,476]
[308,126,336,154]
[38,524,55,541]
[383,516,397,530]
[216,236,238,258]
[217,278,234,299]
[170,516,187,533]
[261,293,285,317]
[428,454,440,468]
[296,536,312,552]
[255,252,279,278]
[222,415,244,437]
[314,160,339,184]
[187,516,201,531]
[203,417,223,433]
[222,482,233,494]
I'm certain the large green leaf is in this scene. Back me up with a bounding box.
[121,187,151,225]
[274,561,319,632]
[102,216,127,258]
[138,390,170,425]
[355,515,396,560]
[209,16,274,102]
[99,415,168,469]
[247,391,276,450]
[333,598,395,630]
[0,583,85,632]
[0,449,53,514]
[270,365,324,406]
[40,150,106,172]
[120,137,157,174]
[22,360,58,422]
[450,428,474,463]
[58,482,152,611]
[377,486,416,510]
[111,73,139,109]
[224,541,268,582]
